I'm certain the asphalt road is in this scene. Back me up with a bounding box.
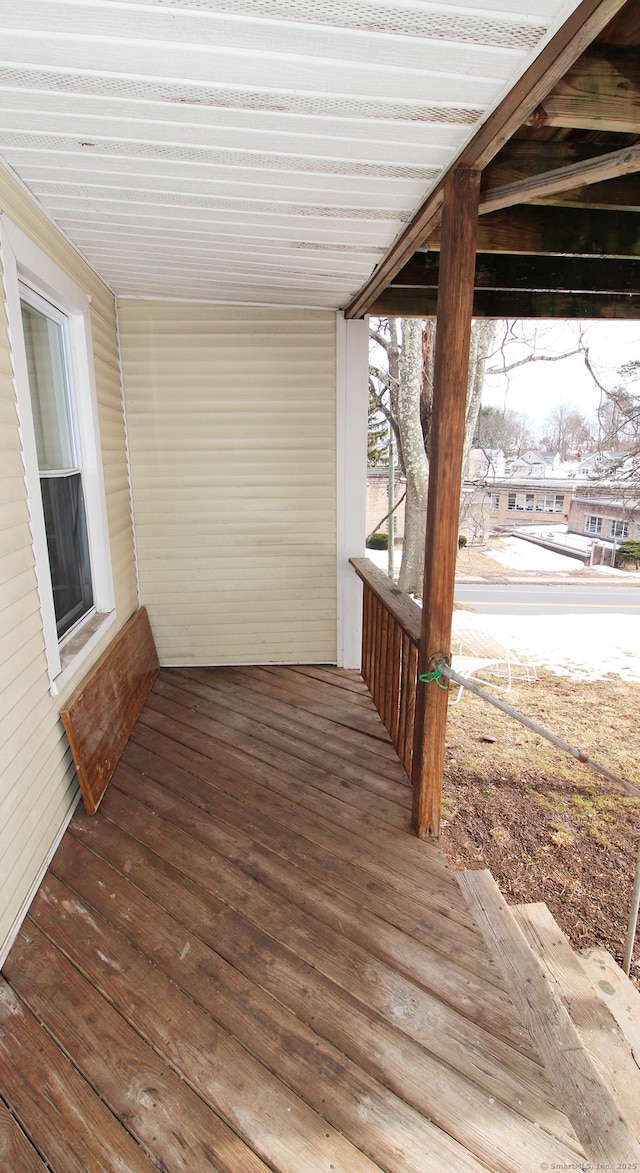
[454,583,640,615]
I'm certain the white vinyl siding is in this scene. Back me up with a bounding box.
[119,301,337,665]
[0,164,137,959]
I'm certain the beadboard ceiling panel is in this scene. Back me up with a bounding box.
[0,0,582,307]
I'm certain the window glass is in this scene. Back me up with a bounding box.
[20,300,75,472]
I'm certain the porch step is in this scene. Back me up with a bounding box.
[457,869,640,1166]
[578,946,640,1063]
[511,903,640,1143]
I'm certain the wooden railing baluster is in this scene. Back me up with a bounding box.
[350,558,422,782]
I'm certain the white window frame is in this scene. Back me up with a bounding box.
[2,215,115,695]
[585,514,603,535]
[610,518,629,539]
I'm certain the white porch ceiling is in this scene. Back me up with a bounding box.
[0,0,582,308]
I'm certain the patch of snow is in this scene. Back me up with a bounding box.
[452,609,640,682]
[481,537,580,574]
[587,564,629,577]
[365,547,397,573]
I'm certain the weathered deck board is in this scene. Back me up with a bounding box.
[125,722,494,979]
[1,666,587,1172]
[0,1101,48,1173]
[0,979,161,1173]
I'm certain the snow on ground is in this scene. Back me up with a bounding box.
[365,546,398,573]
[452,609,640,682]
[364,540,640,679]
[481,536,581,573]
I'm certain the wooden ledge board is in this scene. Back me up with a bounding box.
[60,608,159,815]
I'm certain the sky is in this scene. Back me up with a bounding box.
[481,320,640,432]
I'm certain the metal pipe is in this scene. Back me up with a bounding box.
[435,659,640,800]
[623,839,640,976]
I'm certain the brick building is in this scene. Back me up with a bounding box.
[568,495,640,543]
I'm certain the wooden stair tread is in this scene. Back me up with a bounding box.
[579,946,640,1062]
[457,869,640,1166]
[512,902,640,1144]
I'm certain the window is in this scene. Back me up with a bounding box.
[508,491,534,512]
[537,493,564,513]
[20,287,94,639]
[610,519,629,539]
[491,493,500,511]
[2,216,115,693]
[585,515,602,535]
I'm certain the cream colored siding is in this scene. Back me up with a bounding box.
[0,165,137,956]
[119,302,336,665]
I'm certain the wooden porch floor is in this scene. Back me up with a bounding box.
[0,665,587,1172]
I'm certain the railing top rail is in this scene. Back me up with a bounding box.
[350,557,421,646]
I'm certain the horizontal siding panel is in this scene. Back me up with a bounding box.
[0,567,38,617]
[120,301,336,666]
[0,760,77,928]
[0,538,35,574]
[0,716,69,822]
[0,165,138,955]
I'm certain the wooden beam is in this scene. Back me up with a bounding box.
[411,169,480,839]
[390,252,640,293]
[479,144,640,214]
[531,177,640,212]
[344,0,628,318]
[427,205,640,257]
[483,144,640,210]
[371,287,640,319]
[530,48,640,131]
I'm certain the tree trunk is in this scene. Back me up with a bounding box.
[462,320,495,478]
[397,319,429,595]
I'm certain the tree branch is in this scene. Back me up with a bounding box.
[367,490,407,543]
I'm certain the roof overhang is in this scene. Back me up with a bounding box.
[0,0,607,310]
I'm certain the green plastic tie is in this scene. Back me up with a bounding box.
[419,667,448,690]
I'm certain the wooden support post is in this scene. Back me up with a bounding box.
[411,169,480,838]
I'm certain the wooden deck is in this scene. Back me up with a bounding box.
[0,665,587,1172]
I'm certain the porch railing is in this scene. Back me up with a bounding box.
[350,557,421,778]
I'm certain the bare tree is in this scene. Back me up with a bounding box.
[541,402,594,458]
[474,405,535,456]
[369,317,495,595]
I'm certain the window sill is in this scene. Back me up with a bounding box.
[50,609,117,698]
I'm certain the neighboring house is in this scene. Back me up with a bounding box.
[467,448,506,480]
[507,450,561,477]
[577,450,631,478]
[568,496,640,543]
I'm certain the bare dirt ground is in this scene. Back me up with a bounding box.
[439,671,640,985]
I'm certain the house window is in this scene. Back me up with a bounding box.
[491,493,500,511]
[508,491,534,512]
[2,215,115,693]
[585,515,602,534]
[610,519,629,539]
[537,493,565,513]
[20,287,94,638]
